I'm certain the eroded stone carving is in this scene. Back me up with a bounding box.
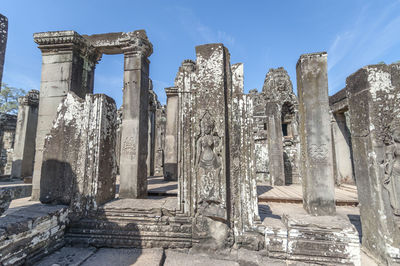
[196,111,222,202]
[383,121,400,216]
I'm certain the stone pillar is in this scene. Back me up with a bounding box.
[296,52,335,216]
[40,92,117,217]
[0,14,7,88]
[11,90,39,180]
[230,63,261,243]
[191,43,231,248]
[119,30,152,199]
[0,114,16,176]
[164,87,179,181]
[154,104,166,176]
[331,112,354,185]
[266,103,285,186]
[147,87,156,177]
[115,107,123,174]
[347,63,400,264]
[176,59,196,212]
[31,31,101,200]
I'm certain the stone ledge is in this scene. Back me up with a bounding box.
[0,203,69,265]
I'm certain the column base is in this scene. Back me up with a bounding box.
[264,209,361,265]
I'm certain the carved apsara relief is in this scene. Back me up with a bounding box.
[196,111,223,202]
[383,121,400,216]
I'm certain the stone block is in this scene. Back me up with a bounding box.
[39,92,117,216]
[0,204,69,265]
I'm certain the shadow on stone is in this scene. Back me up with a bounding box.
[283,152,293,184]
[258,204,281,221]
[257,185,273,196]
[347,214,362,243]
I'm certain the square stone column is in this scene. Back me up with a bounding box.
[175,59,196,213]
[331,112,354,185]
[296,52,335,216]
[164,87,179,181]
[266,102,285,186]
[0,14,7,89]
[347,63,400,264]
[147,87,157,177]
[154,104,166,176]
[119,31,152,199]
[31,31,101,200]
[11,90,39,179]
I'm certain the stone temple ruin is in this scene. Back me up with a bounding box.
[0,23,400,266]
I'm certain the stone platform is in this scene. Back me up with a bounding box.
[261,202,361,265]
[142,178,359,205]
[148,175,178,196]
[258,184,358,206]
[65,197,193,249]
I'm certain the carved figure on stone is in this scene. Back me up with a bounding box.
[196,111,222,202]
[383,121,400,216]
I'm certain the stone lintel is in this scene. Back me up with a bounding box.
[83,30,153,58]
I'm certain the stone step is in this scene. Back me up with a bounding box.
[65,215,193,249]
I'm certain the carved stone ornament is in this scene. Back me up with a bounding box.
[196,111,222,203]
[383,121,400,216]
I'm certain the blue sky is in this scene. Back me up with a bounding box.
[2,0,400,106]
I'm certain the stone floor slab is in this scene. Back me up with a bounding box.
[34,247,96,266]
[102,197,177,211]
[164,250,239,266]
[81,248,164,266]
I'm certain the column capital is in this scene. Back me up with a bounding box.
[33,30,102,63]
[165,87,178,97]
[180,59,196,72]
[121,30,153,58]
[18,90,39,107]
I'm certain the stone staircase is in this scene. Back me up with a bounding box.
[65,198,193,249]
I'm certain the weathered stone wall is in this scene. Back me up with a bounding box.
[0,14,7,88]
[0,113,17,176]
[40,92,117,218]
[0,204,69,265]
[346,63,400,264]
